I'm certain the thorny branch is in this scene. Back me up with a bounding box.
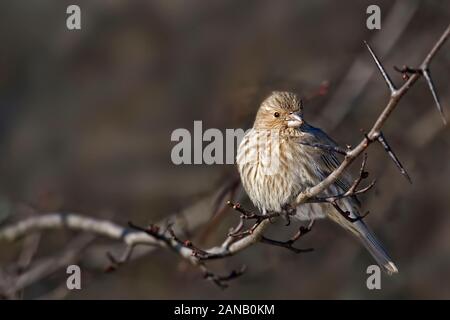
[0,25,448,293]
[294,24,449,207]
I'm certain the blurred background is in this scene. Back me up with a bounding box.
[0,0,449,299]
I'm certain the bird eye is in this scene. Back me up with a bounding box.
[273,112,280,118]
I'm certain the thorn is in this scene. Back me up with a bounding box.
[377,132,412,184]
[422,68,447,125]
[364,41,397,93]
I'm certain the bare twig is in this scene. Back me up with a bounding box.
[200,264,247,289]
[16,233,41,272]
[261,220,315,253]
[332,202,370,223]
[105,245,135,272]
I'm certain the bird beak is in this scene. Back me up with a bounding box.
[287,113,303,128]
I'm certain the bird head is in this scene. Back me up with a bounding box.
[253,91,304,130]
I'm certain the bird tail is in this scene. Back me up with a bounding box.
[355,220,398,275]
[328,207,398,275]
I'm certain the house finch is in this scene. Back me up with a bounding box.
[236,91,398,274]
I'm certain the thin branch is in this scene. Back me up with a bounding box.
[332,202,370,223]
[200,264,247,289]
[261,220,315,253]
[105,245,135,272]
[16,233,41,272]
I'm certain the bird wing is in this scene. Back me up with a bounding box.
[295,126,397,274]
[298,124,357,200]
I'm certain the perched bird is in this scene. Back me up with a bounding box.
[236,91,398,274]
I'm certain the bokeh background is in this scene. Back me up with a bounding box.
[0,0,449,299]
